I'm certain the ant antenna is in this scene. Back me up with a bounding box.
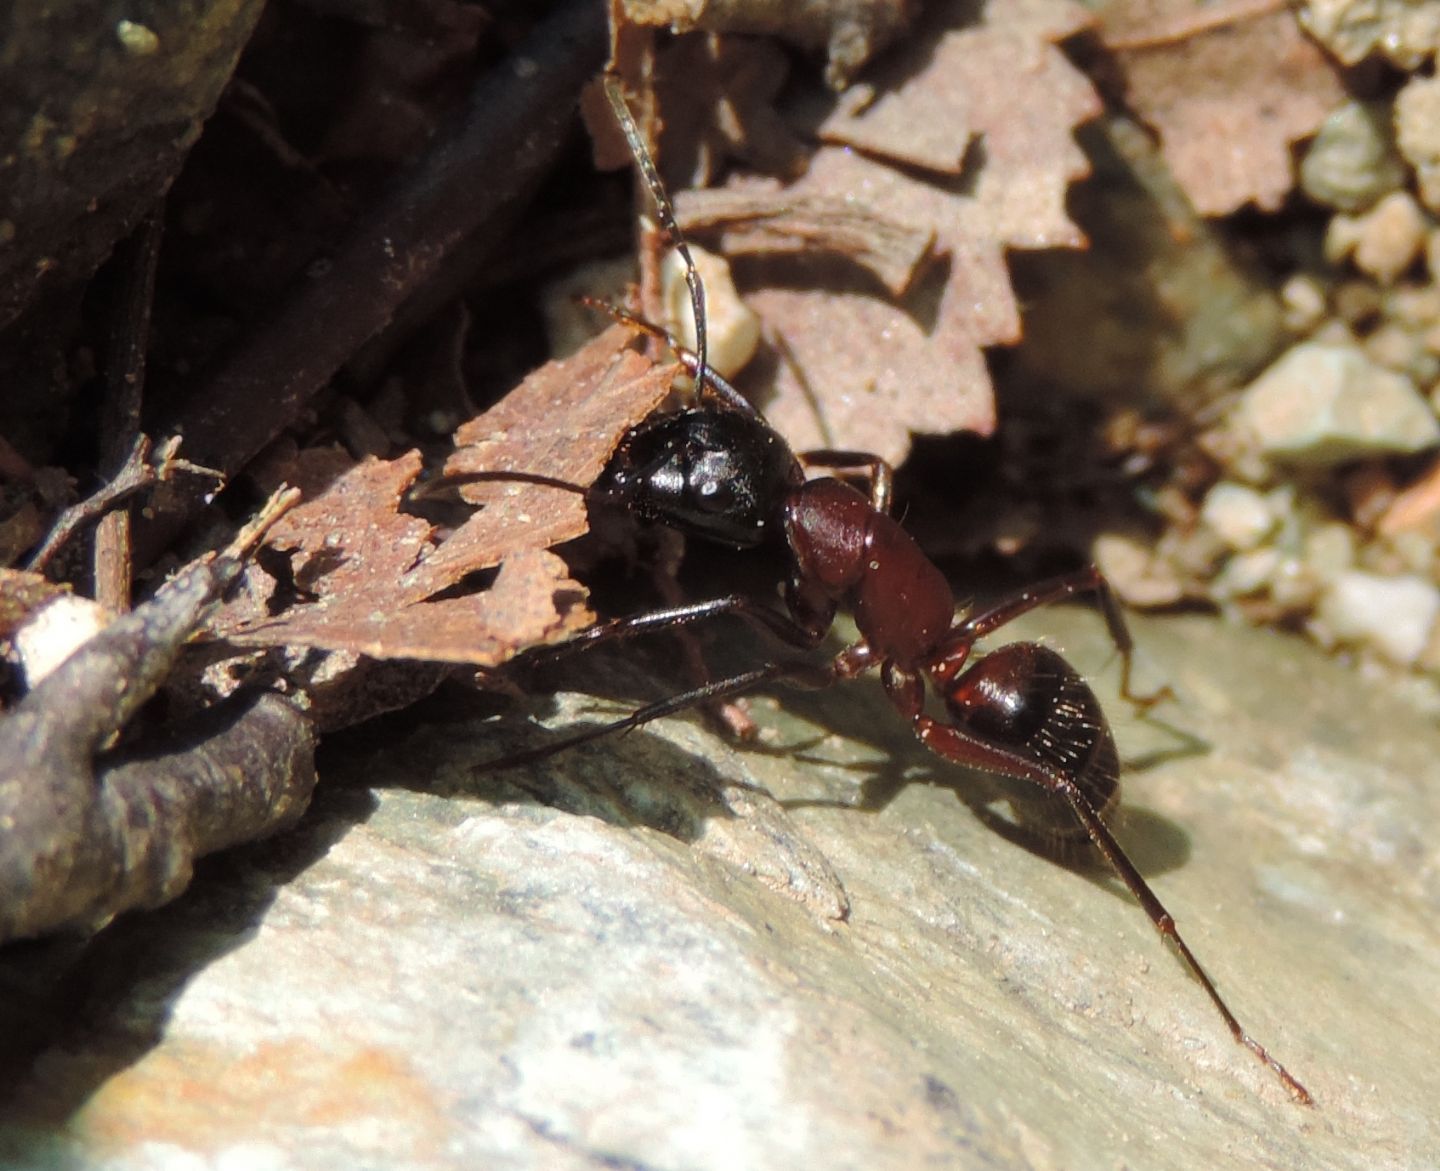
[603,74,711,402]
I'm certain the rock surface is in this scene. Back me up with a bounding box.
[2,608,1438,1169]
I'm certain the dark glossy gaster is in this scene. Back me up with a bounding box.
[482,74,1312,1106]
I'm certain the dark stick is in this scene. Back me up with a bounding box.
[95,209,163,610]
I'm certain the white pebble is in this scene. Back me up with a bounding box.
[1396,74,1440,213]
[12,594,111,687]
[1303,522,1357,576]
[1215,547,1281,598]
[1200,482,1276,551]
[1279,274,1328,332]
[115,19,160,55]
[1316,570,1440,665]
[661,244,759,379]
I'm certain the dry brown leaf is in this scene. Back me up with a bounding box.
[728,0,1100,463]
[675,183,935,297]
[213,326,675,666]
[588,38,808,186]
[416,324,676,601]
[223,546,592,667]
[1102,0,1347,216]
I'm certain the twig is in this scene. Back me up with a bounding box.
[25,435,221,574]
[94,210,164,611]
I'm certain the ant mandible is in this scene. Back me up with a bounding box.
[483,74,1312,1106]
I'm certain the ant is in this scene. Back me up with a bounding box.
[482,75,1312,1106]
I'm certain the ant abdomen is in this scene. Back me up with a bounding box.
[941,642,1121,837]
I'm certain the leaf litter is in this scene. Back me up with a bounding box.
[208,0,1359,689]
[212,325,674,666]
[208,0,1116,665]
[691,0,1103,465]
[1100,0,1346,215]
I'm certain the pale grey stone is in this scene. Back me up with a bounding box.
[1240,342,1440,464]
[1299,101,1407,212]
[1315,570,1440,664]
[1396,74,1440,213]
[3,610,1439,1169]
[1199,482,1276,552]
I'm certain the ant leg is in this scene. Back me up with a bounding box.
[479,657,838,771]
[798,451,894,515]
[935,566,1172,710]
[881,665,1311,1105]
[516,593,832,674]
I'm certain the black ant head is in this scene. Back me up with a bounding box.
[597,406,802,549]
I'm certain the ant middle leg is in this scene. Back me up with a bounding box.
[798,450,894,514]
[931,566,1172,710]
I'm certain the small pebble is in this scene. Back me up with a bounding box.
[1396,74,1440,213]
[1386,529,1437,575]
[1315,570,1440,665]
[1279,274,1328,332]
[1303,522,1356,577]
[1239,341,1440,464]
[1330,281,1381,329]
[540,255,640,358]
[1326,191,1427,284]
[1215,547,1281,598]
[115,19,160,55]
[1390,282,1440,329]
[1364,322,1424,376]
[1302,0,1440,68]
[1299,100,1406,212]
[1268,554,1319,613]
[662,244,759,379]
[1092,532,1185,608]
[1199,482,1276,551]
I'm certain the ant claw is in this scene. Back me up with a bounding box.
[1124,681,1176,714]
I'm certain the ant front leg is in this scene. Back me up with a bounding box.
[799,450,894,514]
[515,592,833,675]
[935,566,1172,712]
[880,662,1311,1105]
